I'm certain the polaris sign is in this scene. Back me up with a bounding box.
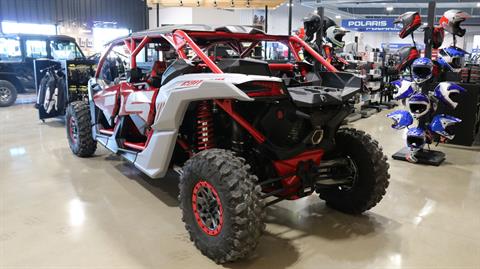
[341,18,401,32]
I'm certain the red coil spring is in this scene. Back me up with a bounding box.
[196,101,215,151]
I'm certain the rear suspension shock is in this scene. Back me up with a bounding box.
[196,100,215,151]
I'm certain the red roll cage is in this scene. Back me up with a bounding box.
[95,28,337,78]
[94,28,338,145]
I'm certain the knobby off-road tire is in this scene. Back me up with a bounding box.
[0,80,17,107]
[319,128,390,214]
[179,149,265,264]
[66,101,96,157]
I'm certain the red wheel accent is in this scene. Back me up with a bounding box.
[69,116,78,144]
[192,180,223,236]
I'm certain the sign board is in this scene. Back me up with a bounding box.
[342,18,401,32]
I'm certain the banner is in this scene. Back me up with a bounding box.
[342,18,401,32]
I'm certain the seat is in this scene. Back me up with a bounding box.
[151,61,167,78]
[149,61,167,88]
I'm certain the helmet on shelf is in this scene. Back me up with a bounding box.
[439,9,470,37]
[433,82,466,109]
[397,46,420,71]
[325,26,349,48]
[432,26,445,49]
[394,11,422,39]
[412,57,434,84]
[406,127,427,149]
[387,110,414,130]
[439,46,469,69]
[408,92,431,118]
[391,79,416,100]
[429,114,462,140]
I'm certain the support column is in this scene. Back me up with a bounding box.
[288,0,292,35]
[156,3,160,27]
[316,7,324,51]
[424,1,436,59]
[264,5,268,33]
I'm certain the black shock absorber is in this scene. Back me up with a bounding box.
[231,120,245,153]
[196,100,215,151]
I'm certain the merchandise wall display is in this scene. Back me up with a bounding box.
[65,25,390,263]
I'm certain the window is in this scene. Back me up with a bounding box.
[0,37,22,62]
[25,40,47,58]
[50,40,83,60]
[92,27,130,52]
[262,41,291,61]
[98,44,130,85]
[207,44,239,59]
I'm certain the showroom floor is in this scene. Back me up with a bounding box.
[1,103,479,269]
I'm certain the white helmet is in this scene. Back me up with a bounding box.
[391,79,415,100]
[326,26,349,48]
[439,9,470,37]
[433,82,466,109]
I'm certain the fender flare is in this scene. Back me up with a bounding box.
[135,80,253,178]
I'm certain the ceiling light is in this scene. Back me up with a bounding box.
[386,6,394,11]
[335,15,341,19]
[477,2,480,7]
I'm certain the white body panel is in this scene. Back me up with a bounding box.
[94,73,281,178]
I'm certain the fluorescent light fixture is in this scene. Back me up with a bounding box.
[1,21,56,35]
[335,15,341,19]
[386,6,394,11]
[477,2,480,7]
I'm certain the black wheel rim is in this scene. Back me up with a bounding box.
[0,87,11,103]
[192,180,223,236]
[338,156,358,191]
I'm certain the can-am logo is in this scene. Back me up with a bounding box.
[347,20,388,27]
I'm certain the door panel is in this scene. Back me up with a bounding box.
[119,83,158,125]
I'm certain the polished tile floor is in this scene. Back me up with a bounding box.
[1,104,479,269]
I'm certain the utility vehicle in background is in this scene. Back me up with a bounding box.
[66,25,390,263]
[0,34,84,107]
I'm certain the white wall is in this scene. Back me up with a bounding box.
[148,4,319,35]
[149,7,193,28]
[192,8,242,25]
[237,4,315,34]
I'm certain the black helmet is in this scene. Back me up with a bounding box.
[397,46,420,71]
[394,11,422,39]
[439,9,469,37]
[322,16,337,35]
[303,14,322,42]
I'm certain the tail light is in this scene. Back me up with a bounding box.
[236,81,285,97]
